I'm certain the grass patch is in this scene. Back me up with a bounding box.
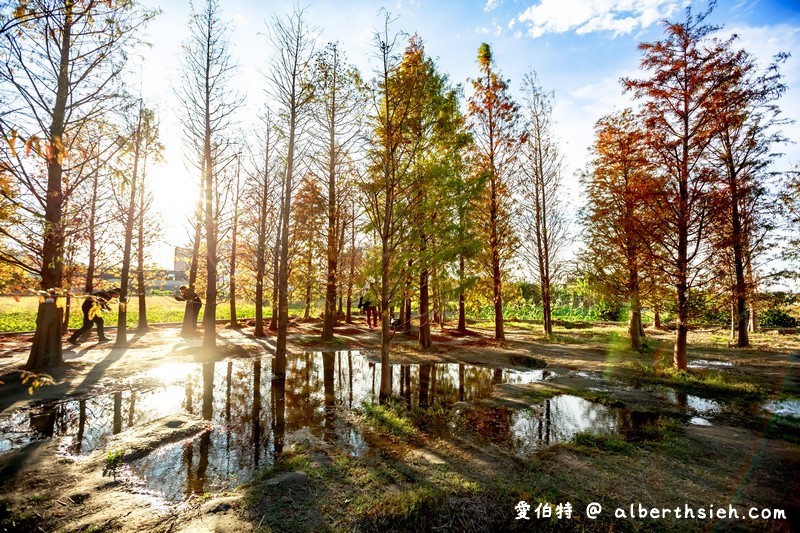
[764,414,800,444]
[570,416,680,455]
[254,452,313,482]
[524,385,562,404]
[626,417,683,445]
[27,494,49,505]
[526,384,625,408]
[577,391,625,408]
[0,295,296,332]
[621,359,768,398]
[571,432,634,454]
[363,401,418,439]
[359,484,448,531]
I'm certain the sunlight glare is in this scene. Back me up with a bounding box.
[145,362,195,386]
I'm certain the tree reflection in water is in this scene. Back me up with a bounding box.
[5,351,630,502]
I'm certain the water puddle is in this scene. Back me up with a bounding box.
[0,351,550,501]
[443,395,662,454]
[4,350,753,502]
[687,359,734,369]
[764,399,800,418]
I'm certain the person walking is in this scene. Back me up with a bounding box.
[358,284,378,329]
[67,287,121,345]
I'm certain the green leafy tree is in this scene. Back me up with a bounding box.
[362,12,418,400]
[394,35,470,348]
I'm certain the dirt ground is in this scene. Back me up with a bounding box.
[0,319,798,532]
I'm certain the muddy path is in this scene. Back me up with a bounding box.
[0,321,798,531]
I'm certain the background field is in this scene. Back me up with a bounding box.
[0,296,271,332]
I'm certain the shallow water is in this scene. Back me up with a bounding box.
[1,350,744,502]
[687,359,734,369]
[0,351,553,500]
[445,395,660,454]
[764,399,800,418]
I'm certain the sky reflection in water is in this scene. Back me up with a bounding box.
[0,351,655,501]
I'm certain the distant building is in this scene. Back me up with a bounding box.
[174,246,192,272]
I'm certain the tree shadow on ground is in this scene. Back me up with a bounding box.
[67,332,146,395]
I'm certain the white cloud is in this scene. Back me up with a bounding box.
[485,0,502,11]
[514,0,683,38]
[474,20,506,37]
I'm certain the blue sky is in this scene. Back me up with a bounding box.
[135,0,800,267]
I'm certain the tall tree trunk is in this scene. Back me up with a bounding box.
[457,254,466,332]
[489,174,504,341]
[321,115,338,340]
[183,179,204,337]
[85,170,99,295]
[539,172,553,337]
[62,196,73,332]
[403,260,412,335]
[276,100,297,374]
[746,255,758,332]
[729,172,749,347]
[269,239,280,331]
[345,204,355,324]
[379,223,392,400]
[202,75,218,350]
[533,175,550,336]
[27,0,74,370]
[673,146,690,370]
[628,270,642,351]
[303,247,312,320]
[136,161,149,332]
[378,41,394,403]
[345,255,353,324]
[269,187,284,332]
[254,147,270,337]
[419,234,431,348]
[229,165,240,330]
[627,218,642,350]
[116,107,143,348]
[432,263,441,327]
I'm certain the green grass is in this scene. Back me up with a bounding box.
[621,359,767,398]
[524,385,562,403]
[360,484,448,531]
[0,295,317,332]
[571,432,634,454]
[363,401,419,439]
[763,414,800,444]
[103,449,125,479]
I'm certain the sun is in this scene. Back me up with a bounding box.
[145,147,199,269]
